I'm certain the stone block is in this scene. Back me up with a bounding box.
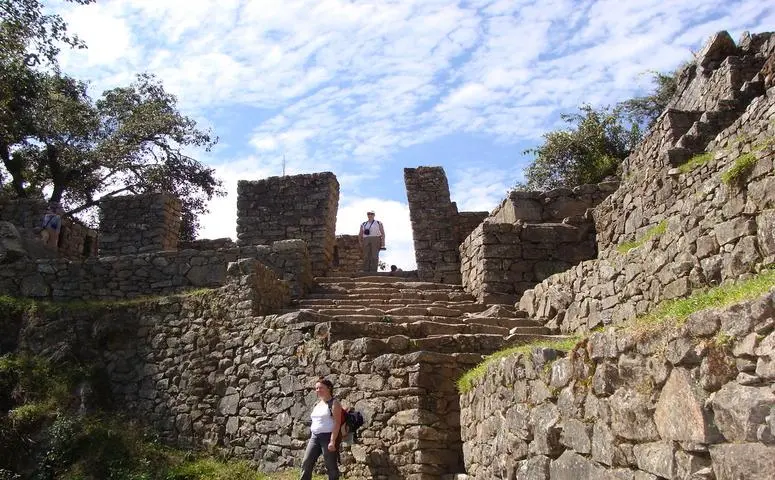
[550,450,609,479]
[516,455,550,480]
[633,441,676,479]
[709,443,775,480]
[560,418,592,454]
[609,388,659,441]
[711,383,775,441]
[655,368,720,443]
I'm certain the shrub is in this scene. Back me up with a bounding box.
[616,220,667,253]
[721,152,757,186]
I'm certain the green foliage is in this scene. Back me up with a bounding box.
[678,151,713,173]
[631,267,775,336]
[0,1,223,240]
[518,105,641,191]
[457,336,581,394]
[616,220,667,253]
[168,458,264,480]
[721,152,757,186]
[618,69,681,128]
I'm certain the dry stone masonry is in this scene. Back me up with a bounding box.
[331,234,363,274]
[523,33,775,335]
[99,193,182,255]
[0,198,97,258]
[461,291,775,480]
[460,183,616,304]
[3,27,775,480]
[237,173,339,277]
[404,167,487,284]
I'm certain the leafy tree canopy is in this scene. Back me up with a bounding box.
[0,0,223,240]
[618,70,679,129]
[518,105,641,191]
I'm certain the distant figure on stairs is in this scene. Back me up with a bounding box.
[389,264,402,276]
[40,202,63,249]
[359,210,385,272]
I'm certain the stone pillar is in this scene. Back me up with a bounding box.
[331,234,362,274]
[236,172,339,277]
[99,193,182,256]
[404,166,462,284]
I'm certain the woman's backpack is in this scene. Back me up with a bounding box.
[327,398,365,445]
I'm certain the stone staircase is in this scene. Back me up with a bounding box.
[287,273,574,479]
[292,274,558,356]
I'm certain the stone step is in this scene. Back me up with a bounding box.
[314,281,466,292]
[322,271,420,279]
[319,313,548,331]
[336,333,509,355]
[315,276,460,288]
[316,320,513,340]
[295,299,485,309]
[303,291,476,302]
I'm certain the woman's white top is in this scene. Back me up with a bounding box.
[310,401,335,434]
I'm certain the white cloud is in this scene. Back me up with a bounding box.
[336,197,416,271]
[43,0,775,270]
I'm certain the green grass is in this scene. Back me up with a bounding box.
[457,267,775,395]
[0,288,217,317]
[721,152,757,186]
[678,151,713,173]
[456,336,581,394]
[616,220,668,253]
[628,267,775,338]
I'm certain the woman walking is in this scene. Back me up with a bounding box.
[300,377,342,480]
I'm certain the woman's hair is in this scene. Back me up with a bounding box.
[317,377,334,394]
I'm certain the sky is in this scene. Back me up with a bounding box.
[51,0,774,270]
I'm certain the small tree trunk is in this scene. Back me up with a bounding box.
[1,140,28,197]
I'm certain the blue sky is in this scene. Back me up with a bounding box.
[52,0,774,270]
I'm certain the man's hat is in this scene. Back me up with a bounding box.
[366,210,375,214]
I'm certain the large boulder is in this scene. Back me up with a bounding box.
[696,31,738,70]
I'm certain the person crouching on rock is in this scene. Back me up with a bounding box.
[300,377,342,480]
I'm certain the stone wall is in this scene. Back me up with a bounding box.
[237,173,339,277]
[404,167,487,284]
[0,240,312,300]
[331,234,362,274]
[13,262,480,480]
[460,220,596,304]
[670,31,771,112]
[459,182,616,304]
[522,79,775,335]
[461,290,775,480]
[99,193,182,255]
[454,211,489,249]
[489,183,618,224]
[0,198,98,258]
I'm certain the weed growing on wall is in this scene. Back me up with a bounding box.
[456,336,581,394]
[721,152,758,186]
[616,220,668,253]
[678,151,714,173]
[457,266,775,394]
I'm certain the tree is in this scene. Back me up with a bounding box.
[1,1,223,240]
[618,70,679,129]
[1,0,94,66]
[518,105,641,191]
[2,73,223,240]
